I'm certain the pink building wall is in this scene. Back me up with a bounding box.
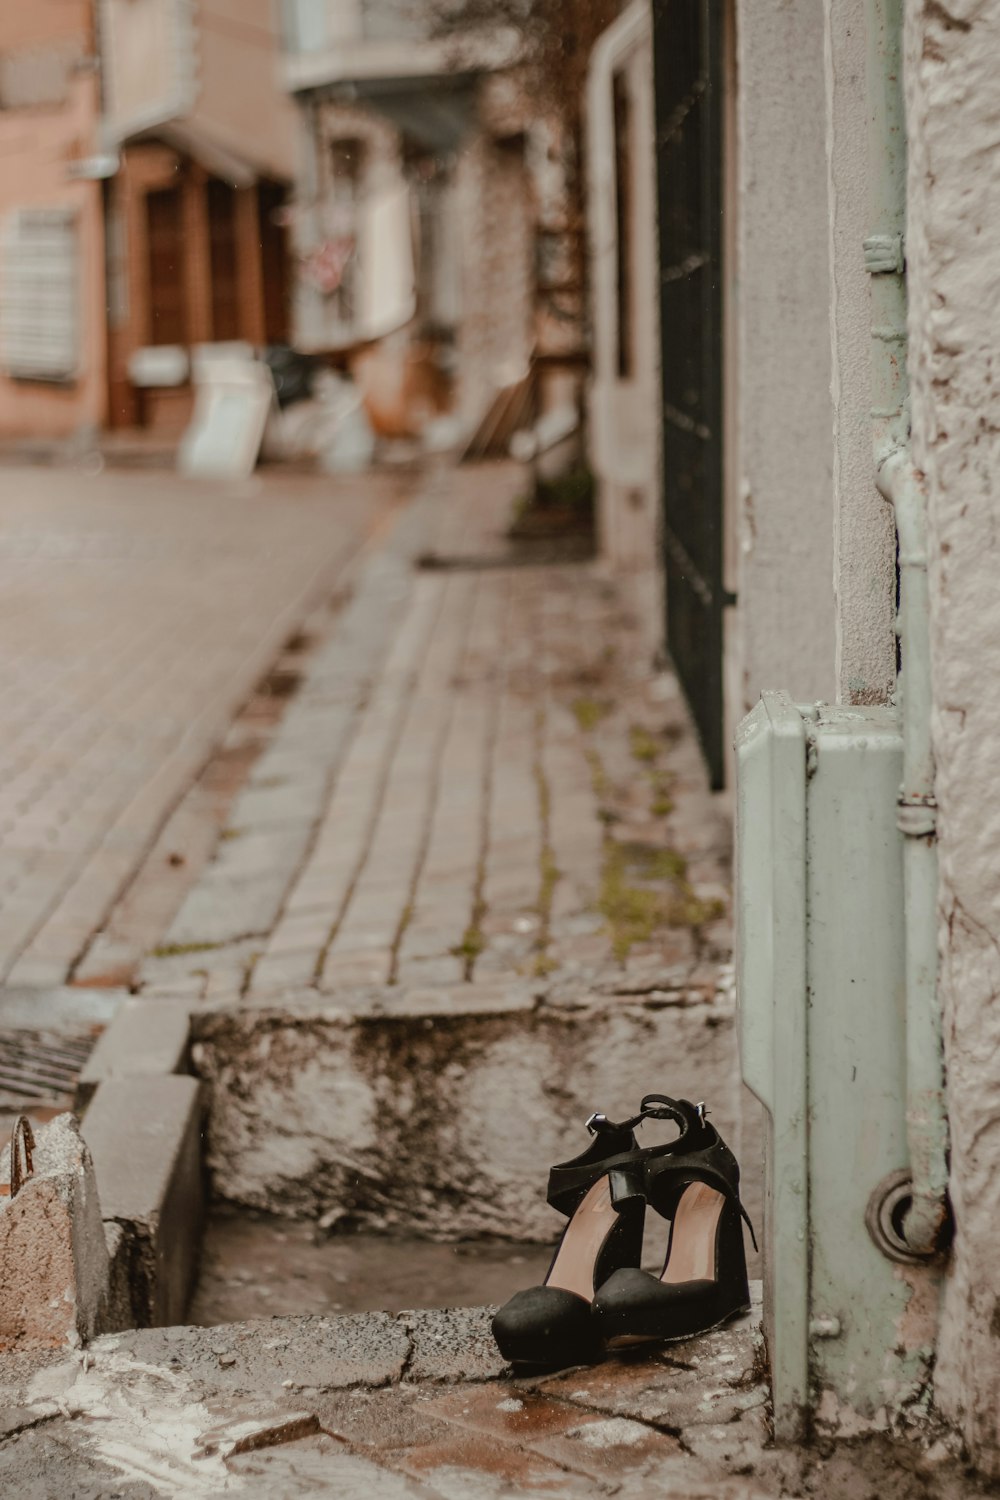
[0,2,107,439]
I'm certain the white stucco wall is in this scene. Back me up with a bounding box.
[904,0,1000,1474]
[735,0,838,714]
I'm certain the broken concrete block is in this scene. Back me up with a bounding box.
[82,1075,205,1327]
[75,997,191,1109]
[0,1114,109,1350]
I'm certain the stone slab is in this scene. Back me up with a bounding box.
[75,997,191,1108]
[402,1305,509,1385]
[107,1310,411,1395]
[81,1074,205,1327]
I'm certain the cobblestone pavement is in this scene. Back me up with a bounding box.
[0,464,401,992]
[109,462,732,1012]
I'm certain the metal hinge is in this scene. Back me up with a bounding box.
[864,234,905,275]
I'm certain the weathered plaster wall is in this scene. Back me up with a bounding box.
[735,0,838,714]
[904,0,1000,1473]
[826,0,898,706]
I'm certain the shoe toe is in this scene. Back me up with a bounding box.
[593,1268,717,1340]
[491,1286,598,1367]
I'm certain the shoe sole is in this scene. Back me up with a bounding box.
[604,1301,752,1350]
[494,1341,605,1371]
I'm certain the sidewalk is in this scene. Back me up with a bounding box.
[117,461,733,1014]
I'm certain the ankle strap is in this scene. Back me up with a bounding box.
[644,1152,759,1253]
[548,1096,701,1219]
[588,1094,705,1139]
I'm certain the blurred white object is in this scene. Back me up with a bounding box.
[262,369,376,473]
[128,345,189,388]
[422,414,464,453]
[314,371,375,473]
[357,184,416,342]
[178,358,276,479]
[510,404,579,462]
[190,342,256,382]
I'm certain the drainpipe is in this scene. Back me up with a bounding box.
[866,0,950,1258]
[876,451,950,1256]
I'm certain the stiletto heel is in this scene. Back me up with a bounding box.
[592,1099,756,1347]
[491,1109,650,1369]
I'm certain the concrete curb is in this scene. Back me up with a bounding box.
[76,996,192,1109]
[71,992,204,1330]
[82,1074,206,1329]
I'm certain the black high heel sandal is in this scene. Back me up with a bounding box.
[491,1109,650,1369]
[592,1098,757,1347]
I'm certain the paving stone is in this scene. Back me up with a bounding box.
[166,872,290,948]
[103,1310,411,1394]
[75,996,191,1107]
[227,1433,437,1495]
[402,1307,509,1384]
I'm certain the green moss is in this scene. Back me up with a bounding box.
[599,842,663,960]
[571,696,612,732]
[598,838,718,959]
[629,725,660,764]
[649,770,674,818]
[601,840,688,883]
[451,924,485,963]
[585,747,611,799]
[667,892,727,928]
[151,940,223,958]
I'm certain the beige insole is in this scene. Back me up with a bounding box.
[547,1177,619,1301]
[660,1182,724,1284]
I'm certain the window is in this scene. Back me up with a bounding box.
[0,208,79,382]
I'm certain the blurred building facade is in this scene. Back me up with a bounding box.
[0,1,296,442]
[99,0,298,434]
[279,0,576,443]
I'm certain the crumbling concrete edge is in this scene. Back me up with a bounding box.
[73,992,204,1333]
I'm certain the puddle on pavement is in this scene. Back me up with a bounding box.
[189,1208,553,1326]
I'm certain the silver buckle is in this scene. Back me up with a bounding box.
[586,1112,607,1135]
[696,1101,708,1125]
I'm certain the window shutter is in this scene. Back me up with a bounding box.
[1,207,80,382]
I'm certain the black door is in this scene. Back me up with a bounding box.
[651,0,726,788]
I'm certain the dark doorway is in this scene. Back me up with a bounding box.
[651,0,726,788]
[207,178,240,342]
[145,186,187,346]
[259,181,291,345]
